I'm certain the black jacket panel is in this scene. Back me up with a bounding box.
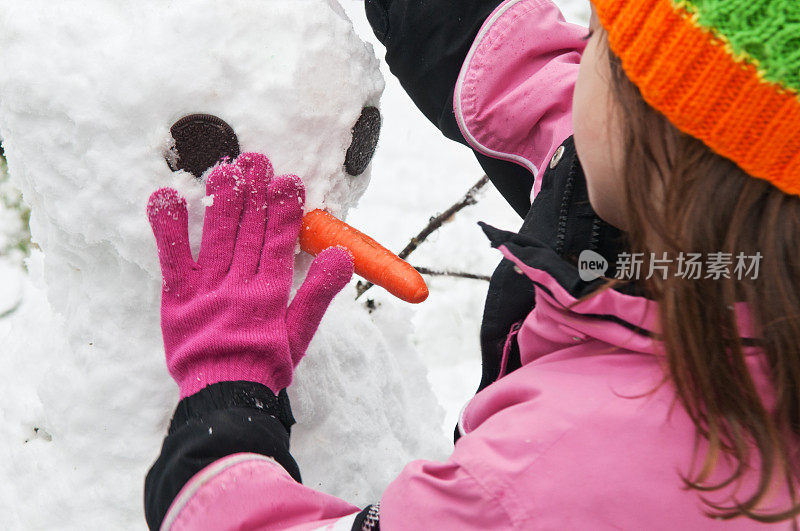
[463,136,627,442]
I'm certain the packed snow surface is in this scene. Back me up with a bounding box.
[0,0,588,528]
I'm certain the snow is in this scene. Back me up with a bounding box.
[0,0,589,528]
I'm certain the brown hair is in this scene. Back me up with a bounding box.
[601,31,800,524]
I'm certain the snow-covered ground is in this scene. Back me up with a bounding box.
[0,0,589,527]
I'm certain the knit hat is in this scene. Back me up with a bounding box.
[592,0,800,196]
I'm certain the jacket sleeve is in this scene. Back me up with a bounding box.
[155,456,513,531]
[145,381,511,530]
[364,0,500,141]
[144,382,378,529]
[364,0,586,216]
[144,381,308,529]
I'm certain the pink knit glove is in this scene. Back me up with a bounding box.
[147,153,354,398]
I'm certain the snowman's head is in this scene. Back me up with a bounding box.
[0,0,383,276]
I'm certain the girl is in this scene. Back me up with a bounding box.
[144,0,800,528]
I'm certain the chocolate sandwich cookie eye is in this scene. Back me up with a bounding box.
[166,114,240,179]
[345,106,381,176]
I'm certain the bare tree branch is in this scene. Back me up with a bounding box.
[356,174,490,299]
[413,266,490,282]
[396,175,490,261]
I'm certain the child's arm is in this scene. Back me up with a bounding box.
[144,154,355,528]
[144,153,511,530]
[365,0,586,213]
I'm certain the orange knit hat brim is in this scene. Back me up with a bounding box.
[593,0,800,196]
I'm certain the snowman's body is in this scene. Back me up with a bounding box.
[0,1,445,527]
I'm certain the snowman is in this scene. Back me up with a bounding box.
[0,0,445,528]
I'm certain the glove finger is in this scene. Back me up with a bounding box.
[147,188,195,292]
[286,246,354,365]
[197,161,245,285]
[230,153,272,279]
[258,174,305,294]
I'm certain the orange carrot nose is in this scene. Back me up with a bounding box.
[299,209,429,304]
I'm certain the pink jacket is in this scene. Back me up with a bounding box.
[159,0,793,528]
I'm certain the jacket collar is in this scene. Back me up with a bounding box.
[480,222,760,355]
